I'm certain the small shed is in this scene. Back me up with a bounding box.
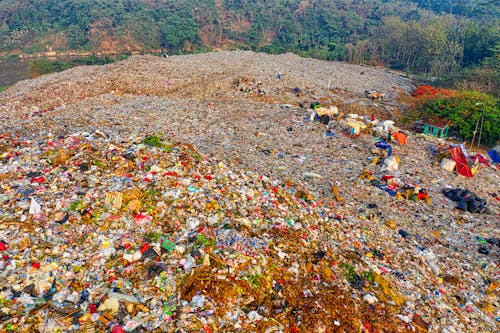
[423,118,450,138]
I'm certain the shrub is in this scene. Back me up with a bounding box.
[418,90,499,148]
[412,85,456,97]
[28,59,72,77]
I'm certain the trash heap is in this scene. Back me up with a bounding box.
[235,77,266,95]
[0,132,411,332]
[0,52,498,333]
[336,114,429,203]
[0,131,498,332]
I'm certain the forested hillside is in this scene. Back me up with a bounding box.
[0,0,499,94]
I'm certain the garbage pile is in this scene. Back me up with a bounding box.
[309,103,339,125]
[364,173,430,202]
[235,77,266,95]
[0,130,498,332]
[0,52,498,333]
[0,132,417,332]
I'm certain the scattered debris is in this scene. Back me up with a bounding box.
[0,52,497,332]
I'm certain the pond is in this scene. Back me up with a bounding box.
[0,55,125,88]
[0,57,31,87]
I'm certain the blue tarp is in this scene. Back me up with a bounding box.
[488,148,500,163]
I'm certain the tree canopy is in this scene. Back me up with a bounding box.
[0,0,498,94]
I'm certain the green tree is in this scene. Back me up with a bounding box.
[66,24,89,50]
[424,18,463,75]
[462,23,498,66]
[421,90,500,147]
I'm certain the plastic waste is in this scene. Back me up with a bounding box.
[29,198,41,214]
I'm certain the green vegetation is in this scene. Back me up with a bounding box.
[72,55,124,65]
[195,234,214,247]
[418,91,500,147]
[145,231,162,242]
[412,0,500,19]
[0,1,498,94]
[143,134,177,153]
[341,263,376,290]
[28,55,122,77]
[0,54,20,61]
[69,199,83,212]
[28,59,72,77]
[0,85,8,93]
[364,15,500,95]
[143,134,164,147]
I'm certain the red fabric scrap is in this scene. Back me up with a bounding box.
[450,146,473,178]
[31,176,46,183]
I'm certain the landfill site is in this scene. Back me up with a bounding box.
[0,51,498,332]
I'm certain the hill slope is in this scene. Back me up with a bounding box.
[1,0,499,83]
